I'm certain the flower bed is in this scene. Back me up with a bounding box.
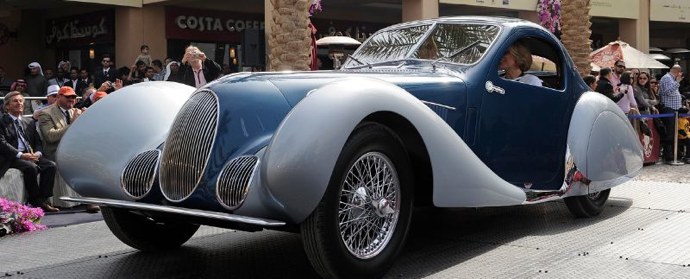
[0,198,46,236]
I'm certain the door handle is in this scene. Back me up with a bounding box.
[485,81,505,95]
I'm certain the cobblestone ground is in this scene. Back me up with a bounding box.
[634,162,690,183]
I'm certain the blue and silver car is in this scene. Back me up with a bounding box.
[59,16,642,278]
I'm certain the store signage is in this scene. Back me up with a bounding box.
[45,10,114,46]
[46,17,108,44]
[650,0,690,23]
[175,16,264,32]
[166,7,264,42]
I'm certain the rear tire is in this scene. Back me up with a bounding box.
[102,207,200,251]
[301,123,414,278]
[564,189,610,218]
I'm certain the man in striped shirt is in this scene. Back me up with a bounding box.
[659,64,685,162]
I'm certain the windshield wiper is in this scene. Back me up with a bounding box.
[431,40,481,69]
[343,55,370,69]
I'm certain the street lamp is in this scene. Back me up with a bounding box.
[316,36,361,69]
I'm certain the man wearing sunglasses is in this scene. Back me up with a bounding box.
[611,60,626,93]
[94,55,116,92]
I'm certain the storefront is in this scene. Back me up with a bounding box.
[45,10,115,74]
[165,7,265,72]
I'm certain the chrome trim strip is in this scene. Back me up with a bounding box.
[60,196,286,227]
[420,100,456,110]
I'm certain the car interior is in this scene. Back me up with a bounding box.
[521,37,564,90]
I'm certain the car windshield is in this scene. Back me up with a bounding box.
[344,23,500,68]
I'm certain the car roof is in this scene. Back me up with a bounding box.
[380,16,539,32]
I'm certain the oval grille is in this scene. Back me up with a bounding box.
[121,150,161,199]
[216,156,258,209]
[160,90,219,202]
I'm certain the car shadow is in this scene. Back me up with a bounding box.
[387,197,634,278]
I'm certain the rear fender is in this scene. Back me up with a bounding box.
[566,91,643,194]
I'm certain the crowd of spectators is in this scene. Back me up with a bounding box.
[587,59,690,163]
[0,44,224,212]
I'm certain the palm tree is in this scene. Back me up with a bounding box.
[560,0,593,77]
[268,0,312,71]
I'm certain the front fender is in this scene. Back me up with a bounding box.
[58,81,196,199]
[567,91,643,185]
[261,77,526,224]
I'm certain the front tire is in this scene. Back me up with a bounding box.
[102,207,200,251]
[564,189,610,218]
[301,123,414,278]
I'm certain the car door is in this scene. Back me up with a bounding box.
[475,35,572,190]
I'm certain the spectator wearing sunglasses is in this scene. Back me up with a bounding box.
[94,55,117,92]
[611,60,626,93]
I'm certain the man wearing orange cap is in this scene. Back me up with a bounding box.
[38,87,99,213]
[0,91,58,212]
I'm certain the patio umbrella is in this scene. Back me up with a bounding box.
[649,53,671,61]
[590,40,669,69]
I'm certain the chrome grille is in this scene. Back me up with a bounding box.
[216,156,258,210]
[160,90,219,202]
[121,150,160,199]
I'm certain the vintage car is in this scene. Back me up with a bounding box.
[59,16,643,278]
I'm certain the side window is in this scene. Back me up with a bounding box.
[524,38,564,90]
[498,37,564,90]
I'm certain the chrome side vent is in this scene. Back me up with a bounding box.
[422,101,456,121]
[216,156,259,210]
[121,150,161,199]
[160,90,219,202]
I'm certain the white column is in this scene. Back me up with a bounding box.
[619,0,649,53]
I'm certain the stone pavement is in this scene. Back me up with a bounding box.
[634,162,690,183]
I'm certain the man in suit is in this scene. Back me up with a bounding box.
[0,91,58,212]
[64,67,87,97]
[178,46,222,88]
[94,55,116,90]
[38,87,99,213]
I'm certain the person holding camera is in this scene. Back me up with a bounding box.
[659,64,687,162]
[178,46,221,88]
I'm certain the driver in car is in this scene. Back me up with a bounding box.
[499,41,543,86]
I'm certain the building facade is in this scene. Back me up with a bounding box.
[0,0,688,80]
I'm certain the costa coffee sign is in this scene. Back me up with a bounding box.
[45,10,114,46]
[166,7,264,42]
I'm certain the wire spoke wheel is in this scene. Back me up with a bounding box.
[301,123,413,278]
[339,152,400,259]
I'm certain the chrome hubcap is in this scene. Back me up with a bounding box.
[339,152,400,259]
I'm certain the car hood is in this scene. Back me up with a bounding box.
[210,69,466,109]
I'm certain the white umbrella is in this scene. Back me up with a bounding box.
[591,40,669,69]
[316,36,362,46]
[664,48,690,54]
[649,53,671,61]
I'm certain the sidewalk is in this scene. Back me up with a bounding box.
[41,205,103,228]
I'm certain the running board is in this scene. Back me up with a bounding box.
[60,196,286,227]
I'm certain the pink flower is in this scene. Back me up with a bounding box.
[0,198,47,236]
[538,0,561,33]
